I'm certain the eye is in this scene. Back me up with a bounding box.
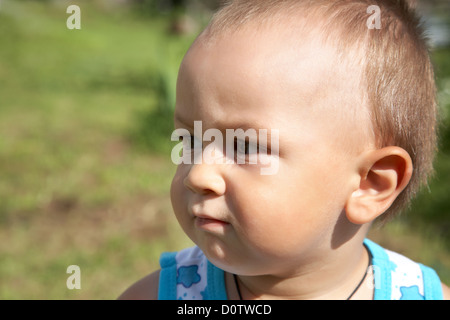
[179,134,202,150]
[177,134,202,162]
[234,138,252,155]
[234,138,260,165]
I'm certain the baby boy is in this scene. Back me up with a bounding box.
[120,0,449,299]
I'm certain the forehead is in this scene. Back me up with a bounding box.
[175,25,344,129]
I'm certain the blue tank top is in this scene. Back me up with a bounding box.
[157,239,443,300]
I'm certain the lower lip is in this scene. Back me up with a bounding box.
[195,217,230,232]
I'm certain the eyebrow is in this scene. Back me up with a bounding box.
[175,114,278,147]
[174,112,271,132]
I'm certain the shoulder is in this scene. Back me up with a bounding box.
[442,282,450,300]
[117,269,160,300]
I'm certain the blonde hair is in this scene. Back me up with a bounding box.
[202,0,438,219]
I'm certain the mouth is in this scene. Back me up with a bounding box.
[194,216,230,233]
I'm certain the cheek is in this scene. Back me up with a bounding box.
[234,205,329,266]
[227,179,301,252]
[228,166,340,257]
[291,146,352,212]
[170,167,190,224]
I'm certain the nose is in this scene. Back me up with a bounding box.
[183,161,226,196]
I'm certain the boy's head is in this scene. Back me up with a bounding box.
[203,0,438,219]
[170,0,437,274]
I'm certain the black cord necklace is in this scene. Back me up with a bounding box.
[347,246,373,300]
[233,247,373,300]
[233,273,244,300]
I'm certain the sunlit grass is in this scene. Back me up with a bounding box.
[0,0,195,299]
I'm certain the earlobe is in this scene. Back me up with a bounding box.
[345,146,413,225]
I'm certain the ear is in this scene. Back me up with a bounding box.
[345,146,413,225]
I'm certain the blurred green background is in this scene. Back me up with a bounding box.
[0,0,448,299]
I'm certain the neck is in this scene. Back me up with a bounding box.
[231,240,371,300]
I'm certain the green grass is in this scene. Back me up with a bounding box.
[0,0,195,299]
[0,0,448,299]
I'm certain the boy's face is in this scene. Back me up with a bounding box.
[171,25,368,275]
